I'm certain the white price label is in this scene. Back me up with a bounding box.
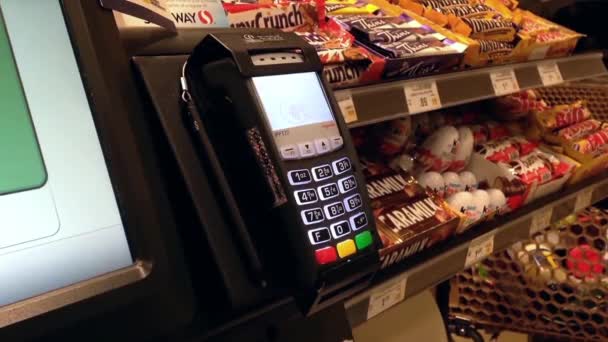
[335,91,358,124]
[538,62,563,86]
[367,278,407,320]
[530,208,553,235]
[490,69,520,96]
[465,234,494,268]
[574,189,593,213]
[404,81,442,114]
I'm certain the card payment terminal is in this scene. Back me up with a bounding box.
[182,30,380,313]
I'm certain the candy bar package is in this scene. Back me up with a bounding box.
[493,90,548,120]
[453,17,516,41]
[534,101,591,132]
[516,9,583,60]
[564,128,608,163]
[325,0,382,16]
[467,142,575,205]
[225,1,320,31]
[365,168,460,270]
[296,19,385,87]
[332,14,465,78]
[543,119,604,145]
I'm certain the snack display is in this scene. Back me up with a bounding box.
[365,0,582,67]
[348,85,608,274]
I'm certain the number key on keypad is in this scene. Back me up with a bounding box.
[332,157,351,175]
[317,183,339,200]
[288,169,312,185]
[344,193,362,212]
[301,208,324,225]
[312,164,333,181]
[324,201,345,220]
[294,189,318,205]
[338,175,357,194]
[330,221,351,239]
[349,212,368,231]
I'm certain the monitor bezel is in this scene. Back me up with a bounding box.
[0,1,195,340]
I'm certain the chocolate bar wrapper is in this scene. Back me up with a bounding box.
[494,90,548,120]
[569,129,608,155]
[365,169,459,270]
[353,26,445,44]
[544,119,603,145]
[454,17,516,41]
[322,50,385,87]
[476,138,520,163]
[325,2,381,15]
[331,14,423,31]
[516,9,583,60]
[415,0,471,9]
[433,4,499,19]
[371,38,457,58]
[534,101,592,132]
[225,1,320,31]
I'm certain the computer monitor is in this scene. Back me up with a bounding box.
[0,1,194,340]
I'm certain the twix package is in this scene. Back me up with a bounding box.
[365,168,459,270]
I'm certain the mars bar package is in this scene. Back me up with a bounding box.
[365,169,459,270]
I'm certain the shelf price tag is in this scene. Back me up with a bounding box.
[367,278,407,320]
[465,234,494,268]
[574,188,593,213]
[538,62,563,86]
[403,80,441,114]
[530,207,553,235]
[335,90,358,124]
[490,69,519,96]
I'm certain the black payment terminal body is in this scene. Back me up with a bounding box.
[183,30,380,313]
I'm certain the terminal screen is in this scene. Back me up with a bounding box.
[0,1,132,307]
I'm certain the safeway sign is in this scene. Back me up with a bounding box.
[114,0,228,29]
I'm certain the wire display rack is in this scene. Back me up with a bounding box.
[449,82,608,341]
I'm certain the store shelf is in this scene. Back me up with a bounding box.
[339,53,608,128]
[344,174,608,327]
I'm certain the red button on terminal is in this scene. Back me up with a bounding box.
[315,246,337,265]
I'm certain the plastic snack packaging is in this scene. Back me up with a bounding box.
[471,189,489,220]
[476,138,520,163]
[378,117,412,156]
[470,124,488,146]
[225,1,321,31]
[570,129,608,155]
[453,17,516,42]
[486,188,507,217]
[325,1,382,15]
[544,119,603,145]
[417,125,460,171]
[459,170,478,191]
[485,121,510,140]
[534,101,591,132]
[443,171,464,196]
[449,126,474,171]
[494,90,548,119]
[417,171,446,197]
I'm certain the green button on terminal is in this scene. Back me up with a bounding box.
[355,231,373,250]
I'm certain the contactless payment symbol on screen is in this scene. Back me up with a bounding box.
[0,12,47,195]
